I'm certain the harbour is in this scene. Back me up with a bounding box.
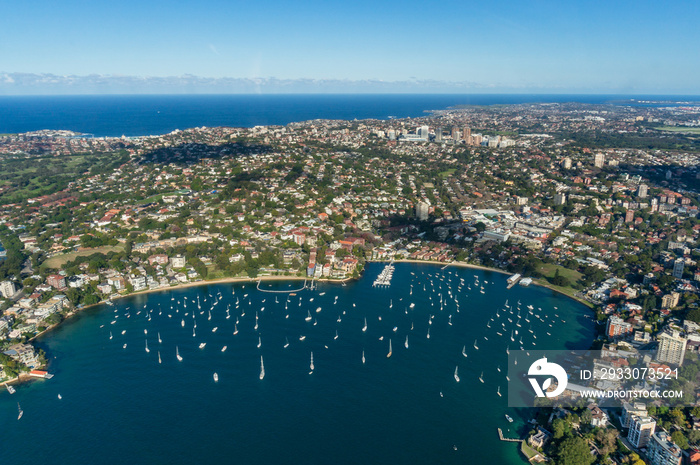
[2,262,594,465]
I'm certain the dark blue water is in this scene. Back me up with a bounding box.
[1,263,595,465]
[1,94,698,137]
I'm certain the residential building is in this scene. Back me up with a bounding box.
[672,259,685,279]
[628,415,656,449]
[647,431,682,465]
[661,292,681,309]
[606,316,633,340]
[621,402,648,428]
[638,184,649,198]
[656,328,687,366]
[47,274,67,290]
[0,280,17,298]
[594,153,605,168]
[170,254,187,269]
[554,192,566,206]
[416,202,429,221]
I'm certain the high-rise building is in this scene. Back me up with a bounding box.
[554,192,566,206]
[625,210,635,223]
[661,292,681,309]
[463,126,471,142]
[628,415,656,449]
[435,127,442,142]
[0,280,17,298]
[562,157,572,169]
[387,129,396,140]
[638,184,649,198]
[594,153,605,168]
[647,432,682,465]
[656,328,687,366]
[416,202,429,221]
[672,258,685,279]
[621,402,648,428]
[418,126,430,140]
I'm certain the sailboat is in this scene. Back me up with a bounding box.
[284,337,289,348]
[362,350,365,364]
[145,339,150,353]
[479,372,484,383]
[213,373,218,382]
[310,352,315,371]
[497,386,501,397]
[158,351,161,364]
[305,311,312,322]
[462,345,467,357]
[233,324,239,335]
[473,339,479,350]
[158,332,162,344]
[176,346,183,362]
[405,335,409,349]
[259,356,265,380]
[257,336,262,348]
[454,366,460,382]
[17,402,23,420]
[427,327,431,339]
[109,331,113,340]
[362,318,367,332]
[387,339,392,358]
[334,330,339,340]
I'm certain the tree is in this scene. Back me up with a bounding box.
[554,436,595,465]
[671,431,688,450]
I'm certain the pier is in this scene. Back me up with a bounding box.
[506,273,521,289]
[497,428,524,443]
[372,261,395,287]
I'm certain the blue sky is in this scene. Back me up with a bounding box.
[1,0,699,93]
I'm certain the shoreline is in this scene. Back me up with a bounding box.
[9,260,594,388]
[386,259,595,310]
[28,274,353,343]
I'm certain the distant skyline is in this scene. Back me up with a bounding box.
[2,0,699,94]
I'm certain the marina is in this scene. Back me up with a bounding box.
[3,262,594,465]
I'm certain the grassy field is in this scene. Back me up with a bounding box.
[438,168,456,177]
[536,263,582,283]
[534,264,593,308]
[43,245,124,269]
[655,126,700,134]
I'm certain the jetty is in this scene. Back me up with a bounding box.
[373,262,395,287]
[497,428,524,443]
[506,273,521,289]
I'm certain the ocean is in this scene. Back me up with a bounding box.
[1,93,698,137]
[1,263,595,465]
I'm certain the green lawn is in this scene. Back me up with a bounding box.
[534,264,594,308]
[520,442,542,461]
[43,245,125,269]
[655,126,700,134]
[438,169,456,178]
[537,263,582,283]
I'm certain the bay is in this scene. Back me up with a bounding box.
[1,262,594,464]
